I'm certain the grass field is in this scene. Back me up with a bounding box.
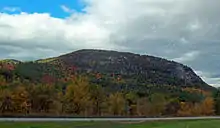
[0,120,219,128]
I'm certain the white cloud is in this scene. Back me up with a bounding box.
[0,12,116,58]
[195,70,220,87]
[173,51,200,63]
[187,19,202,32]
[61,5,75,13]
[0,0,220,85]
[2,7,21,12]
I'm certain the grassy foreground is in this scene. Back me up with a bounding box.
[0,120,219,128]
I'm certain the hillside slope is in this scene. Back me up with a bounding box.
[0,49,219,117]
[0,49,215,92]
[52,49,212,90]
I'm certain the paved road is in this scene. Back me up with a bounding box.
[0,117,220,122]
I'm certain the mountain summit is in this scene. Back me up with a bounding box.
[0,49,214,92]
[51,49,212,90]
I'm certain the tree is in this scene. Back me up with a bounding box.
[108,92,126,116]
[125,92,138,116]
[214,88,220,115]
[53,91,64,115]
[63,76,91,115]
[200,97,214,115]
[164,98,180,116]
[28,84,55,113]
[0,88,12,113]
[11,85,29,113]
[191,103,202,116]
[177,97,214,116]
[137,97,150,116]
[0,75,6,86]
[177,102,194,116]
[90,84,106,116]
[148,93,167,116]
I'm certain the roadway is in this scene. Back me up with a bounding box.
[0,116,220,122]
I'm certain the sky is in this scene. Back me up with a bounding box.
[0,0,220,86]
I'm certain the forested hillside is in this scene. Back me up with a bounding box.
[0,49,219,117]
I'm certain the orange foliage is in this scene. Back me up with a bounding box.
[178,97,215,116]
[200,97,215,115]
[177,102,194,116]
[183,87,211,96]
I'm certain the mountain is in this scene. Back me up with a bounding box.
[0,49,215,94]
[36,49,213,91]
[1,49,219,117]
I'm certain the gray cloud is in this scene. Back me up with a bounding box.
[0,0,220,86]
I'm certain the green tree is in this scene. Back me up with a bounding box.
[125,92,138,116]
[148,93,167,116]
[214,88,220,115]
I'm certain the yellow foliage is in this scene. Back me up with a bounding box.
[183,87,211,96]
[177,102,194,116]
[201,97,215,115]
[137,97,150,116]
[64,76,91,115]
[11,86,29,112]
[108,92,126,115]
[178,97,215,116]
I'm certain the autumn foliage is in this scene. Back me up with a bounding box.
[0,69,219,117]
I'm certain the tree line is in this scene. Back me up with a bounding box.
[0,74,220,117]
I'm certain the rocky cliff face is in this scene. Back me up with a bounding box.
[56,49,212,90]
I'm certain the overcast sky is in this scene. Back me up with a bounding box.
[0,0,220,86]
